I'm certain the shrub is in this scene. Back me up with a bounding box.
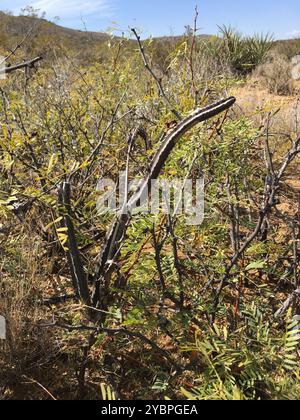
[254,51,295,95]
[275,38,300,60]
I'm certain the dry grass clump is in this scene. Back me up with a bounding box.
[0,231,68,400]
[253,52,295,95]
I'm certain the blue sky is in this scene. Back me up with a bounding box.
[1,0,300,39]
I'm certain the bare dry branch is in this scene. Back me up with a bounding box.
[131,28,181,120]
[1,56,43,75]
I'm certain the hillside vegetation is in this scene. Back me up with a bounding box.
[0,12,300,400]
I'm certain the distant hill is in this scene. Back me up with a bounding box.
[0,11,110,44]
[0,11,112,60]
[154,34,212,42]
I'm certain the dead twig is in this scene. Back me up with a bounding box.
[274,288,300,318]
[21,375,57,401]
[1,56,43,75]
[131,28,181,120]
[41,321,182,372]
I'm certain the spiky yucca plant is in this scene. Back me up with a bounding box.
[219,25,274,74]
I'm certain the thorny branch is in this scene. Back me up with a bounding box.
[131,28,182,120]
[189,5,199,105]
[213,134,300,315]
[41,321,182,372]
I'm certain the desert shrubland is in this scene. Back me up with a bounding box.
[0,14,299,400]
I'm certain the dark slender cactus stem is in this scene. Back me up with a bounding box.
[93,97,236,308]
[59,182,91,306]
